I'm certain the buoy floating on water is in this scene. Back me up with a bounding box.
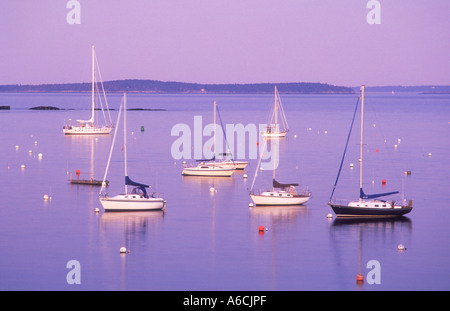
[248,202,254,207]
[209,186,215,192]
[327,213,333,219]
[43,194,51,201]
[38,153,43,159]
[258,226,265,232]
[120,247,127,254]
[356,274,364,282]
[95,208,100,213]
[350,163,354,168]
[398,244,406,251]
[382,179,386,185]
[243,174,247,179]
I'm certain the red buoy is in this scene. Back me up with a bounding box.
[258,226,265,232]
[382,179,386,185]
[356,274,364,282]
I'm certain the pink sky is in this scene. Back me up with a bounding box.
[1,1,449,86]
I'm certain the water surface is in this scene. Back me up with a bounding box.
[0,91,449,290]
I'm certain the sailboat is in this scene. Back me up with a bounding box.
[328,85,413,218]
[249,138,311,205]
[261,86,289,138]
[99,93,166,211]
[203,102,248,170]
[63,45,113,135]
[182,101,234,177]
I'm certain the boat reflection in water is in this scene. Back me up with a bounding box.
[329,216,412,289]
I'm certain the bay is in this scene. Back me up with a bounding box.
[0,91,449,291]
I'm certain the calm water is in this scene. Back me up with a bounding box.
[0,91,449,291]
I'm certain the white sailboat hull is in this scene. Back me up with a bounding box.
[261,130,288,138]
[251,191,310,206]
[204,160,248,170]
[63,125,113,135]
[182,165,234,177]
[232,161,249,170]
[100,195,165,211]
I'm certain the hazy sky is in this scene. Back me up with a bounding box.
[1,1,449,86]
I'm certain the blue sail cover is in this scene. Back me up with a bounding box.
[125,176,149,198]
[360,188,399,199]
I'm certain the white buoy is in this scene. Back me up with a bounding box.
[34,141,38,145]
[428,152,432,157]
[38,153,43,159]
[95,208,100,213]
[327,213,333,219]
[210,186,215,192]
[28,150,32,154]
[15,145,19,150]
[243,174,248,179]
[350,163,354,168]
[248,203,254,207]
[394,144,398,149]
[294,134,297,138]
[43,194,50,201]
[398,244,406,251]
[120,247,127,253]
[21,164,25,169]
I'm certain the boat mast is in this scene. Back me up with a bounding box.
[124,92,128,194]
[359,85,365,201]
[213,101,216,166]
[91,45,95,124]
[272,139,277,191]
[274,86,278,132]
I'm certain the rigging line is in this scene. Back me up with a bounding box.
[95,52,113,125]
[215,105,233,161]
[328,96,360,203]
[95,80,108,125]
[277,90,289,130]
[250,137,268,193]
[100,101,123,196]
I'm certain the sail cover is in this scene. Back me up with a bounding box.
[196,155,215,162]
[360,188,399,199]
[273,179,298,189]
[125,176,149,198]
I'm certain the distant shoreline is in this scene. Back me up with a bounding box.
[0,79,354,94]
[1,80,449,95]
